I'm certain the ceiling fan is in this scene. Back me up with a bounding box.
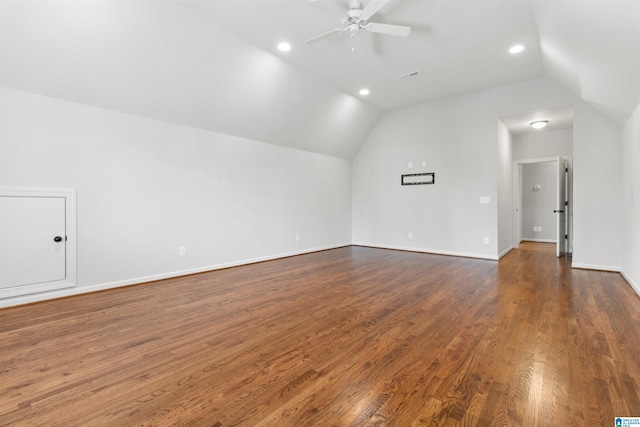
[305,0,411,45]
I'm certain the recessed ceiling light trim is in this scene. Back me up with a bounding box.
[277,42,291,52]
[359,88,370,96]
[509,44,524,54]
[530,120,549,129]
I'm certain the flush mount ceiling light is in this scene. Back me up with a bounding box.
[359,88,370,96]
[530,120,549,129]
[277,42,291,52]
[509,44,524,54]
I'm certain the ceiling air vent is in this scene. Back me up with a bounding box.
[399,71,420,80]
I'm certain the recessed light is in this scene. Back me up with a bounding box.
[530,120,549,129]
[359,88,370,96]
[509,44,524,54]
[277,42,291,52]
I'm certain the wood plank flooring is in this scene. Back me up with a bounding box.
[1,242,640,426]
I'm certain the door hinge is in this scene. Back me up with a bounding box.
[565,167,568,172]
[565,201,568,206]
[565,234,568,239]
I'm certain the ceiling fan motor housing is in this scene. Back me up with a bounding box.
[305,0,411,45]
[348,0,363,19]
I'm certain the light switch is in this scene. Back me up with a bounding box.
[480,196,491,204]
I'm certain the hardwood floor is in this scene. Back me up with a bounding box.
[1,243,639,426]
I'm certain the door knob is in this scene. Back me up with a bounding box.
[53,236,63,242]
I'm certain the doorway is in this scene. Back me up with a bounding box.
[513,157,572,256]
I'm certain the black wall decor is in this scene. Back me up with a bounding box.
[401,172,435,185]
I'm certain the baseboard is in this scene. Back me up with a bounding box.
[620,269,640,298]
[498,246,514,259]
[0,242,351,309]
[352,242,498,261]
[571,262,621,272]
[520,238,557,243]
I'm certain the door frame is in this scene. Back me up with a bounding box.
[556,156,568,257]
[1,188,77,298]
[512,157,573,252]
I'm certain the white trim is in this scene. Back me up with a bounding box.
[571,262,621,272]
[498,246,514,259]
[1,187,77,298]
[620,269,640,298]
[520,238,557,243]
[514,156,557,164]
[352,242,498,261]
[0,242,350,308]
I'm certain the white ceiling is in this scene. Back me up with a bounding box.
[179,0,546,112]
[501,105,574,136]
[1,0,639,158]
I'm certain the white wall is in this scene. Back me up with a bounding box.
[571,104,622,270]
[621,102,640,296]
[352,95,501,259]
[497,120,513,257]
[521,162,557,241]
[0,88,352,307]
[513,129,573,160]
[1,1,381,160]
[353,77,622,267]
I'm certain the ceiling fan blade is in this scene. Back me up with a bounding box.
[360,0,391,21]
[304,27,345,45]
[309,0,347,19]
[365,22,411,37]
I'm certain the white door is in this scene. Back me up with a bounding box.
[0,189,76,302]
[555,157,567,257]
[1,196,67,288]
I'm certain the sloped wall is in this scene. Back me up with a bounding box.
[1,88,352,307]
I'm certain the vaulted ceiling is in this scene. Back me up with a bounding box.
[1,0,638,159]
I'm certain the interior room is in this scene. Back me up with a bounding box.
[1,0,639,425]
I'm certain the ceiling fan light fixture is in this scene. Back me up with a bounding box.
[530,120,549,129]
[509,44,524,54]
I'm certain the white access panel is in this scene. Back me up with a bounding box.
[0,189,76,299]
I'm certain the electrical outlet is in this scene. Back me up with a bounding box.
[295,234,300,242]
[533,226,537,232]
[179,246,186,257]
[422,161,427,167]
[538,226,542,233]
[408,232,413,239]
[483,237,490,245]
[408,161,413,169]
